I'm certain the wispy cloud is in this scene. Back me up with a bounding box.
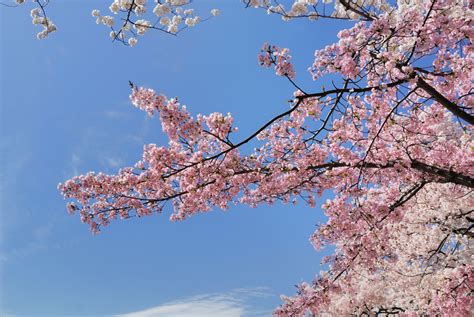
[116,287,273,317]
[102,156,124,169]
[71,153,81,176]
[0,221,53,263]
[104,110,129,119]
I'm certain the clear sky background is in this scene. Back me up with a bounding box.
[1,1,352,316]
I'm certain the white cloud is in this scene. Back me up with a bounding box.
[117,297,242,317]
[0,221,53,263]
[104,110,129,119]
[103,156,124,169]
[69,153,81,177]
[116,288,273,317]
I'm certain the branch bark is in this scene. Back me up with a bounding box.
[417,77,474,125]
[308,160,474,188]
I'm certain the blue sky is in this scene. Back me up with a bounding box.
[1,1,351,316]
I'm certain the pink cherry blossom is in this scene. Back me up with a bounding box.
[58,0,473,314]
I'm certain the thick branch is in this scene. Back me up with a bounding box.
[308,160,474,188]
[411,160,474,188]
[338,0,374,21]
[298,78,408,100]
[417,77,474,125]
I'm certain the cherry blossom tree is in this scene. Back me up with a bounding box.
[53,0,474,315]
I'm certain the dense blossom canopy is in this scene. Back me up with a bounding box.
[15,0,471,314]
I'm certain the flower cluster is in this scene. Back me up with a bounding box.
[11,0,218,43]
[15,0,57,39]
[59,86,244,231]
[246,0,390,21]
[258,43,296,79]
[92,0,220,46]
[276,183,474,316]
[13,0,398,42]
[57,0,474,314]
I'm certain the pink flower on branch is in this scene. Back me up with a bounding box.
[58,0,474,314]
[259,43,296,80]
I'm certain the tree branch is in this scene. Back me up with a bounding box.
[417,77,474,125]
